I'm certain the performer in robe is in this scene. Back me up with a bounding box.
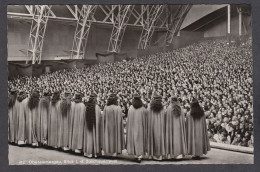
[102,93,125,156]
[16,90,28,145]
[126,93,148,162]
[165,96,187,159]
[58,91,71,151]
[37,91,51,145]
[26,89,40,146]
[147,94,166,160]
[186,97,210,159]
[69,93,85,153]
[8,89,18,143]
[83,93,102,158]
[48,91,61,148]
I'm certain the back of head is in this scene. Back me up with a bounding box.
[190,98,204,119]
[86,93,97,130]
[107,93,118,106]
[150,94,163,113]
[171,96,181,117]
[132,94,143,109]
[51,91,60,105]
[28,89,40,110]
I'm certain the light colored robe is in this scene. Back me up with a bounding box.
[83,105,102,155]
[37,97,50,143]
[186,113,211,156]
[147,108,166,158]
[8,100,18,143]
[48,101,61,147]
[16,98,28,143]
[165,103,187,158]
[102,105,125,155]
[126,106,148,156]
[26,103,38,145]
[69,102,85,151]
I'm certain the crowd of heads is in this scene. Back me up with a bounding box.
[8,37,253,147]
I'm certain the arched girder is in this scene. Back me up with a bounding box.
[108,5,134,53]
[70,5,97,59]
[138,5,164,50]
[27,5,53,64]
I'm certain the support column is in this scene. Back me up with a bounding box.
[227,4,231,34]
[238,7,242,36]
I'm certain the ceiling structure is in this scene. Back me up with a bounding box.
[7,5,191,64]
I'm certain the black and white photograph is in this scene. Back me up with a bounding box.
[7,4,253,165]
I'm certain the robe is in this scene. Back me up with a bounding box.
[8,100,18,143]
[83,105,102,156]
[48,101,61,147]
[147,108,166,158]
[102,105,125,155]
[69,102,85,151]
[37,97,50,143]
[186,113,211,156]
[126,106,148,156]
[165,104,187,158]
[16,98,28,144]
[57,100,71,148]
[26,104,38,145]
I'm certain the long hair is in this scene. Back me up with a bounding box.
[190,101,204,119]
[28,91,40,110]
[17,92,26,102]
[132,97,143,109]
[171,102,181,117]
[107,96,118,106]
[51,93,60,105]
[60,95,71,117]
[40,96,50,109]
[85,97,97,130]
[150,98,164,113]
[8,94,17,109]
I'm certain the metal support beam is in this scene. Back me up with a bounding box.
[227,4,231,34]
[27,5,52,64]
[138,5,164,49]
[70,5,97,59]
[166,5,192,44]
[108,5,133,53]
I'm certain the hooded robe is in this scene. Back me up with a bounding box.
[48,101,61,147]
[69,101,86,151]
[37,96,50,143]
[83,105,102,156]
[58,97,71,148]
[126,105,148,156]
[8,98,18,143]
[186,113,211,156]
[147,108,166,158]
[102,105,125,155]
[165,102,187,158]
[16,97,29,144]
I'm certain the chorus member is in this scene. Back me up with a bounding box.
[58,91,71,150]
[48,91,61,148]
[147,94,166,160]
[37,91,50,145]
[102,93,125,156]
[8,89,17,143]
[69,93,85,153]
[186,98,210,159]
[83,93,102,158]
[126,94,148,162]
[26,89,40,146]
[165,96,187,159]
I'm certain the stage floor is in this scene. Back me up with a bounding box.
[8,144,253,165]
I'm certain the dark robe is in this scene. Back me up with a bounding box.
[16,98,29,144]
[8,100,18,143]
[83,105,102,156]
[165,103,187,158]
[37,97,50,143]
[102,105,125,155]
[147,108,166,159]
[58,98,71,148]
[126,105,148,156]
[186,113,211,156]
[48,101,61,147]
[69,102,85,151]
